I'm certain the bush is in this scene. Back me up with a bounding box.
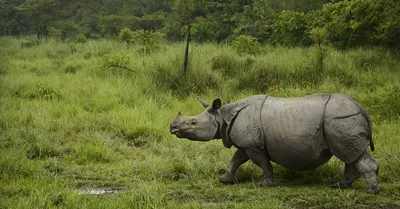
[132,30,164,54]
[98,53,134,75]
[231,35,261,55]
[63,64,80,74]
[75,33,87,44]
[14,83,61,100]
[152,58,220,98]
[321,0,400,48]
[119,27,133,49]
[20,39,40,48]
[210,52,242,77]
[308,27,330,72]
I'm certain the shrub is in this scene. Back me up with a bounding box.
[152,58,220,98]
[308,27,330,72]
[98,53,134,75]
[231,35,261,55]
[20,39,40,48]
[132,30,164,54]
[210,52,242,77]
[75,33,88,44]
[64,64,80,74]
[14,83,61,100]
[119,27,133,49]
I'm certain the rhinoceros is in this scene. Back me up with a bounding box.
[170,94,379,193]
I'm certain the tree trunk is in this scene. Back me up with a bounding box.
[183,24,191,76]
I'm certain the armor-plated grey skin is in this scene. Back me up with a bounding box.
[170,94,379,194]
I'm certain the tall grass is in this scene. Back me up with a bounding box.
[1,37,399,208]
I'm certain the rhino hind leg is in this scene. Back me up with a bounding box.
[245,148,276,187]
[333,152,379,194]
[220,148,249,184]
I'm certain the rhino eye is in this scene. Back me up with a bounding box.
[191,120,197,125]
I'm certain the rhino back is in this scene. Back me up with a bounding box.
[261,94,332,170]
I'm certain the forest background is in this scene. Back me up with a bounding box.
[1,0,399,48]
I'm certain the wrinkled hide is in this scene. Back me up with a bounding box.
[223,95,267,149]
[261,94,333,170]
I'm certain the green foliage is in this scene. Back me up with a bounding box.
[152,57,220,98]
[119,27,133,48]
[98,15,127,36]
[231,35,261,55]
[51,20,80,41]
[321,0,400,48]
[15,0,58,39]
[75,34,88,44]
[132,30,165,54]
[308,27,328,46]
[270,10,309,46]
[13,83,61,100]
[98,53,131,74]
[48,27,62,40]
[309,27,330,72]
[172,0,195,26]
[2,0,400,49]
[20,38,40,48]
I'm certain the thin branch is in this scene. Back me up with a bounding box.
[109,64,138,74]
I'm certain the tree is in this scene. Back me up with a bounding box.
[321,0,400,48]
[171,0,195,75]
[233,0,275,42]
[51,20,79,41]
[16,0,58,40]
[98,15,126,36]
[269,10,309,46]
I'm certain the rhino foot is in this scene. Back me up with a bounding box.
[259,180,276,187]
[331,182,352,189]
[219,172,236,184]
[365,185,380,194]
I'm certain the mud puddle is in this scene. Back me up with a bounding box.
[76,187,124,195]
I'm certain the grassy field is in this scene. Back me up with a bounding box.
[1,36,400,209]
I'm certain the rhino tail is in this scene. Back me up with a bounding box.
[363,107,374,151]
[350,98,374,152]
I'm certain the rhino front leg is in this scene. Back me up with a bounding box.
[220,148,249,184]
[245,148,276,187]
[332,163,361,189]
[333,152,379,194]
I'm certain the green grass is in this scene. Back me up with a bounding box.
[1,36,400,208]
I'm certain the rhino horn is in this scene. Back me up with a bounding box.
[200,99,210,108]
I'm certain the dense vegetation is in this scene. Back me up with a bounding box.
[1,0,400,48]
[0,36,399,208]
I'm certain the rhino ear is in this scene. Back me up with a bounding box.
[212,98,222,110]
[200,99,210,108]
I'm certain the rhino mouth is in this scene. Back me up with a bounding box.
[171,130,181,137]
[170,126,182,137]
